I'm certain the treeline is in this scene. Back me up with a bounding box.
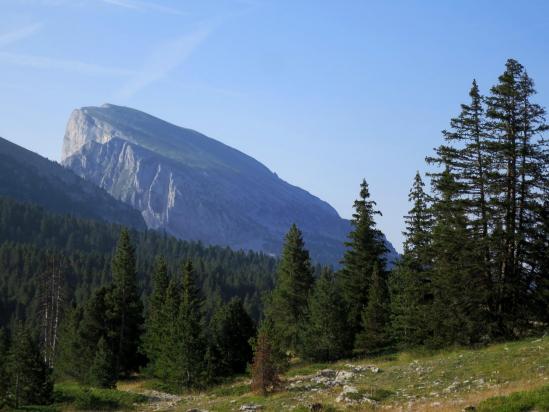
[260,59,548,379]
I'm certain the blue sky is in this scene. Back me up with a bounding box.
[1,0,548,251]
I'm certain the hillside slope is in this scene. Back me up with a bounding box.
[0,136,145,229]
[61,104,398,265]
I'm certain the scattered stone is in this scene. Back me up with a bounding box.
[239,404,263,411]
[309,403,323,411]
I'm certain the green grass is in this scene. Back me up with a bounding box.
[53,383,147,411]
[174,335,549,411]
[477,385,549,412]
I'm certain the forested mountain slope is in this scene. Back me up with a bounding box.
[0,197,277,328]
[0,136,145,229]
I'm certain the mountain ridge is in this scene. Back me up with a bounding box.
[61,103,398,265]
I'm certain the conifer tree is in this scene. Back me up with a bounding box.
[142,256,169,375]
[89,336,117,388]
[339,179,387,338]
[109,229,144,375]
[390,172,433,346]
[266,224,314,353]
[6,326,53,408]
[299,268,352,361]
[429,169,487,347]
[251,324,279,396]
[355,263,391,353]
[485,59,548,335]
[210,297,255,377]
[175,260,205,389]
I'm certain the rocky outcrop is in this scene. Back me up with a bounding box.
[61,104,398,265]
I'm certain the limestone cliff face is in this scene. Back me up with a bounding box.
[61,104,397,265]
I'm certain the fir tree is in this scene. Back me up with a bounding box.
[210,297,255,377]
[6,326,53,408]
[298,268,352,361]
[339,179,387,338]
[175,260,205,389]
[428,169,487,347]
[355,263,391,353]
[109,229,144,375]
[485,59,548,336]
[266,224,314,353]
[89,337,117,388]
[142,256,169,376]
[390,172,433,346]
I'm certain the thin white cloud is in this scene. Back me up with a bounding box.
[0,51,135,76]
[114,27,211,99]
[0,23,43,48]
[100,0,185,15]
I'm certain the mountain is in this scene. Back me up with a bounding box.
[0,136,146,229]
[61,104,398,265]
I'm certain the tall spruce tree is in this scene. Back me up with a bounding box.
[0,328,8,408]
[390,172,433,347]
[429,169,487,347]
[6,326,53,408]
[485,59,548,335]
[339,179,387,338]
[174,260,205,389]
[355,263,391,353]
[89,336,117,388]
[298,268,352,361]
[109,229,144,375]
[209,297,255,377]
[142,256,169,376]
[266,224,314,353]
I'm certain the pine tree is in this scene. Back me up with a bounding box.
[142,256,169,376]
[355,263,391,353]
[251,324,279,396]
[210,297,255,377]
[266,224,314,353]
[6,326,53,408]
[485,59,548,336]
[175,260,205,389]
[390,172,433,346]
[429,169,486,347]
[339,179,387,338]
[109,229,144,375]
[89,337,117,388]
[298,268,352,361]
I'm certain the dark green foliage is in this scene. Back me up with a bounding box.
[339,179,388,338]
[355,263,391,353]
[5,326,53,408]
[141,256,169,377]
[266,224,314,353]
[174,261,206,389]
[89,337,117,389]
[428,169,487,347]
[390,172,433,347]
[109,229,144,375]
[209,297,256,377]
[298,268,352,361]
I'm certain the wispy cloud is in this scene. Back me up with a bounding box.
[0,23,43,48]
[114,27,211,100]
[0,51,135,76]
[101,0,185,15]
